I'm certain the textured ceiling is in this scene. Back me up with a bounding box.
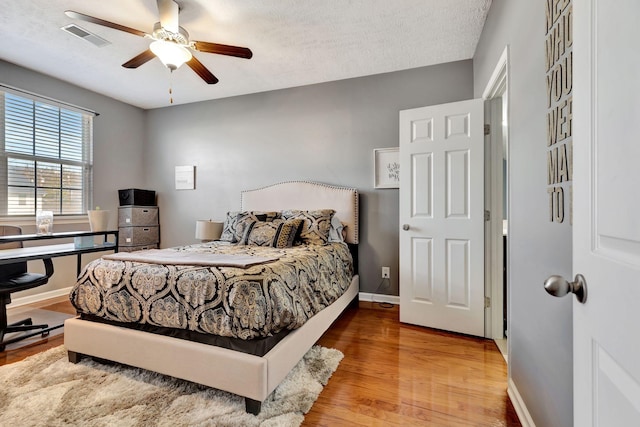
[0,0,492,109]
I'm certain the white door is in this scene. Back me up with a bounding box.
[572,0,640,424]
[399,99,484,337]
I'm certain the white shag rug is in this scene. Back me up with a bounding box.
[0,345,343,426]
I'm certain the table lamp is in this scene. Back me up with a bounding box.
[195,220,223,242]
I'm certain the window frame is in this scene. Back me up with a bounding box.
[0,86,95,218]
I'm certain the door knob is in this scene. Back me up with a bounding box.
[402,224,410,231]
[544,274,587,304]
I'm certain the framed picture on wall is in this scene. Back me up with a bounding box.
[175,165,195,190]
[374,148,400,189]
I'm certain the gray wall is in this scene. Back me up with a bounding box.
[473,1,573,426]
[0,59,147,298]
[145,61,473,294]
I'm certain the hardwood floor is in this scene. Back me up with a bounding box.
[1,299,520,426]
[0,298,75,366]
[307,302,520,426]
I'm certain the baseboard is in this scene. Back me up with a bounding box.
[507,378,536,427]
[359,292,400,305]
[7,286,73,310]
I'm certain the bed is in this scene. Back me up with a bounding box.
[64,181,359,414]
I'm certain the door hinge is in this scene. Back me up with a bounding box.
[484,124,491,135]
[485,296,491,308]
[484,210,491,221]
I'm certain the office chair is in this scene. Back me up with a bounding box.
[0,225,54,352]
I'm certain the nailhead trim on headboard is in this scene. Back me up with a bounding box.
[240,181,359,245]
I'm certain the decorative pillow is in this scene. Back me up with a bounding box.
[328,214,345,243]
[219,211,279,243]
[281,209,335,245]
[240,219,303,248]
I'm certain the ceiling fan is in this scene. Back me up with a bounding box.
[65,0,252,84]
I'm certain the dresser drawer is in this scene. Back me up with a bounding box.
[118,206,159,227]
[119,226,159,246]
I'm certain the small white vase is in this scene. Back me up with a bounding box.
[87,210,110,232]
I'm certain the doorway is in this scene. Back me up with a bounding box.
[483,47,509,358]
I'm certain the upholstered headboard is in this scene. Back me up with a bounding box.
[241,181,359,245]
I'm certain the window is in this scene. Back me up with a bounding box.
[0,89,93,216]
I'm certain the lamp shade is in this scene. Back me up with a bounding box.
[195,220,223,242]
[150,40,192,70]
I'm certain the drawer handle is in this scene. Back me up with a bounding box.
[143,228,150,231]
[143,210,149,213]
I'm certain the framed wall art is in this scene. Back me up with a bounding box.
[175,165,195,190]
[374,148,400,189]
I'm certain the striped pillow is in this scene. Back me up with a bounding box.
[240,219,303,248]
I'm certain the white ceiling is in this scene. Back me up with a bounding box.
[0,0,492,110]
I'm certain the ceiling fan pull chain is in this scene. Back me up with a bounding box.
[169,69,174,104]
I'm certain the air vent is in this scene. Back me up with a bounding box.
[61,24,111,48]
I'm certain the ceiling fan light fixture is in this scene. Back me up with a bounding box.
[65,5,251,85]
[150,40,192,71]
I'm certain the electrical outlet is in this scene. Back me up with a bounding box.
[381,266,390,279]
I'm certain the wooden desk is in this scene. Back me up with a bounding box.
[0,230,119,276]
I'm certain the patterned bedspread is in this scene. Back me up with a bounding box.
[70,242,353,340]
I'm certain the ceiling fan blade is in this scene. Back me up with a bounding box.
[65,10,147,37]
[157,0,179,33]
[122,50,156,68]
[186,57,219,84]
[193,41,253,59]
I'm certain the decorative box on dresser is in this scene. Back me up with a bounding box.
[118,206,160,252]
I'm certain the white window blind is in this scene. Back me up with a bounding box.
[0,89,94,216]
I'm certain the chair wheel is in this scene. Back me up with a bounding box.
[41,331,50,338]
[25,319,33,326]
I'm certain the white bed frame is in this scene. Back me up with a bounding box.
[64,181,359,414]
